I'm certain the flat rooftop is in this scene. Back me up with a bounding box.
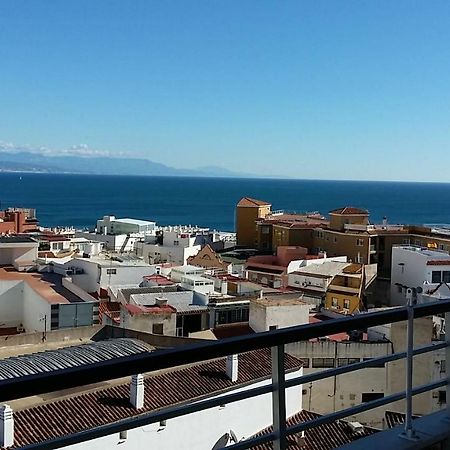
[0,267,87,304]
[251,297,307,307]
[0,236,37,244]
[114,218,156,226]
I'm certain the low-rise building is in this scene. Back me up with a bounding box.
[0,267,98,333]
[249,297,310,332]
[245,246,322,289]
[96,215,156,236]
[186,244,232,274]
[0,207,39,234]
[390,245,450,305]
[0,236,38,271]
[170,265,205,283]
[121,301,177,336]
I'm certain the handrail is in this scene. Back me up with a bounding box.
[1,299,450,402]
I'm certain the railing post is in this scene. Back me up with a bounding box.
[272,344,287,450]
[401,296,418,441]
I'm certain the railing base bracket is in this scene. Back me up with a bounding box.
[399,431,420,442]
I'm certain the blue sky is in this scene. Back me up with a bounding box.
[1,1,450,181]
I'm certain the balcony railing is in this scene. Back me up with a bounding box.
[1,300,450,449]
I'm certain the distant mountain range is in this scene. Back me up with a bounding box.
[0,151,255,178]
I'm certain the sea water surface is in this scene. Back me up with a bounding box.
[0,173,450,231]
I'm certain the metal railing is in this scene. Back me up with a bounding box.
[1,300,450,449]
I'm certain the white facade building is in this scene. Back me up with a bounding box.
[180,275,215,295]
[0,236,38,271]
[170,265,206,283]
[96,216,156,236]
[54,255,155,295]
[0,348,303,450]
[390,246,450,305]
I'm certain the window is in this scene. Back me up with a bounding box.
[152,323,164,335]
[440,360,446,374]
[356,239,364,247]
[363,358,385,368]
[337,358,360,367]
[361,392,384,402]
[312,358,335,368]
[332,298,338,308]
[299,358,310,368]
[403,238,410,245]
[432,271,442,283]
[444,271,450,283]
[174,240,179,246]
[106,268,117,275]
[343,299,350,310]
[439,390,447,404]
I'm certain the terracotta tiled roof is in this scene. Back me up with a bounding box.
[426,260,450,266]
[99,301,121,324]
[237,197,271,207]
[5,349,302,449]
[250,410,378,449]
[329,207,369,215]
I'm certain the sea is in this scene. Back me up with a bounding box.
[1,173,450,231]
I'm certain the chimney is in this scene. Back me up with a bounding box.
[155,297,168,307]
[130,374,144,409]
[0,404,14,448]
[226,355,238,382]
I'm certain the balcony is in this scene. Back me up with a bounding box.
[1,300,450,449]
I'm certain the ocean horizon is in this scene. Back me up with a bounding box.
[1,172,450,231]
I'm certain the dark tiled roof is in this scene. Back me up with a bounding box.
[329,207,369,216]
[237,197,271,207]
[0,236,37,244]
[5,349,302,449]
[251,410,378,450]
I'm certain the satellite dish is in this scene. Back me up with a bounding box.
[229,430,238,443]
[416,286,423,294]
[211,433,230,450]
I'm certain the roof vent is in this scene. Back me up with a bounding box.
[226,354,238,382]
[347,421,364,434]
[0,404,14,448]
[130,374,144,409]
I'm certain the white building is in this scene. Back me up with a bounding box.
[0,268,97,333]
[249,297,310,332]
[170,265,206,283]
[180,275,215,295]
[48,255,156,296]
[0,348,303,450]
[0,236,38,271]
[96,216,156,236]
[390,245,450,305]
[75,231,143,253]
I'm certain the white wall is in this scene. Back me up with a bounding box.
[22,283,53,333]
[142,244,201,266]
[0,244,38,270]
[250,302,310,333]
[390,247,450,305]
[0,280,24,327]
[65,367,303,450]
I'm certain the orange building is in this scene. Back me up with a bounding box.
[0,208,39,234]
[235,198,271,248]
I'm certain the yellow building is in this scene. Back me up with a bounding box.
[324,263,370,315]
[235,198,271,248]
